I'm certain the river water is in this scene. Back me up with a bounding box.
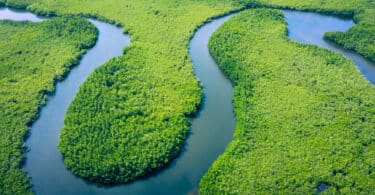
[0,6,373,195]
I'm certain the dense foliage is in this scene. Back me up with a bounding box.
[59,56,194,183]
[0,17,97,194]
[0,0,374,190]
[200,9,375,194]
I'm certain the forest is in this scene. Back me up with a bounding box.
[0,0,374,194]
[200,9,374,194]
[0,17,97,194]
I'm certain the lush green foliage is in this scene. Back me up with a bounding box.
[0,17,97,194]
[200,9,375,194]
[239,0,375,62]
[59,56,194,183]
[1,0,374,189]
[0,0,240,184]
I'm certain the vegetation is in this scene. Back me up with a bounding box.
[0,0,374,191]
[58,56,196,184]
[0,17,97,194]
[200,9,375,194]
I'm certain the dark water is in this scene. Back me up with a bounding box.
[1,6,373,195]
[284,10,375,84]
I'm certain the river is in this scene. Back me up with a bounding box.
[0,6,373,195]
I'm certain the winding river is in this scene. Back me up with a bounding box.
[0,6,374,195]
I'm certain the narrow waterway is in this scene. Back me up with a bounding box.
[1,7,373,195]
